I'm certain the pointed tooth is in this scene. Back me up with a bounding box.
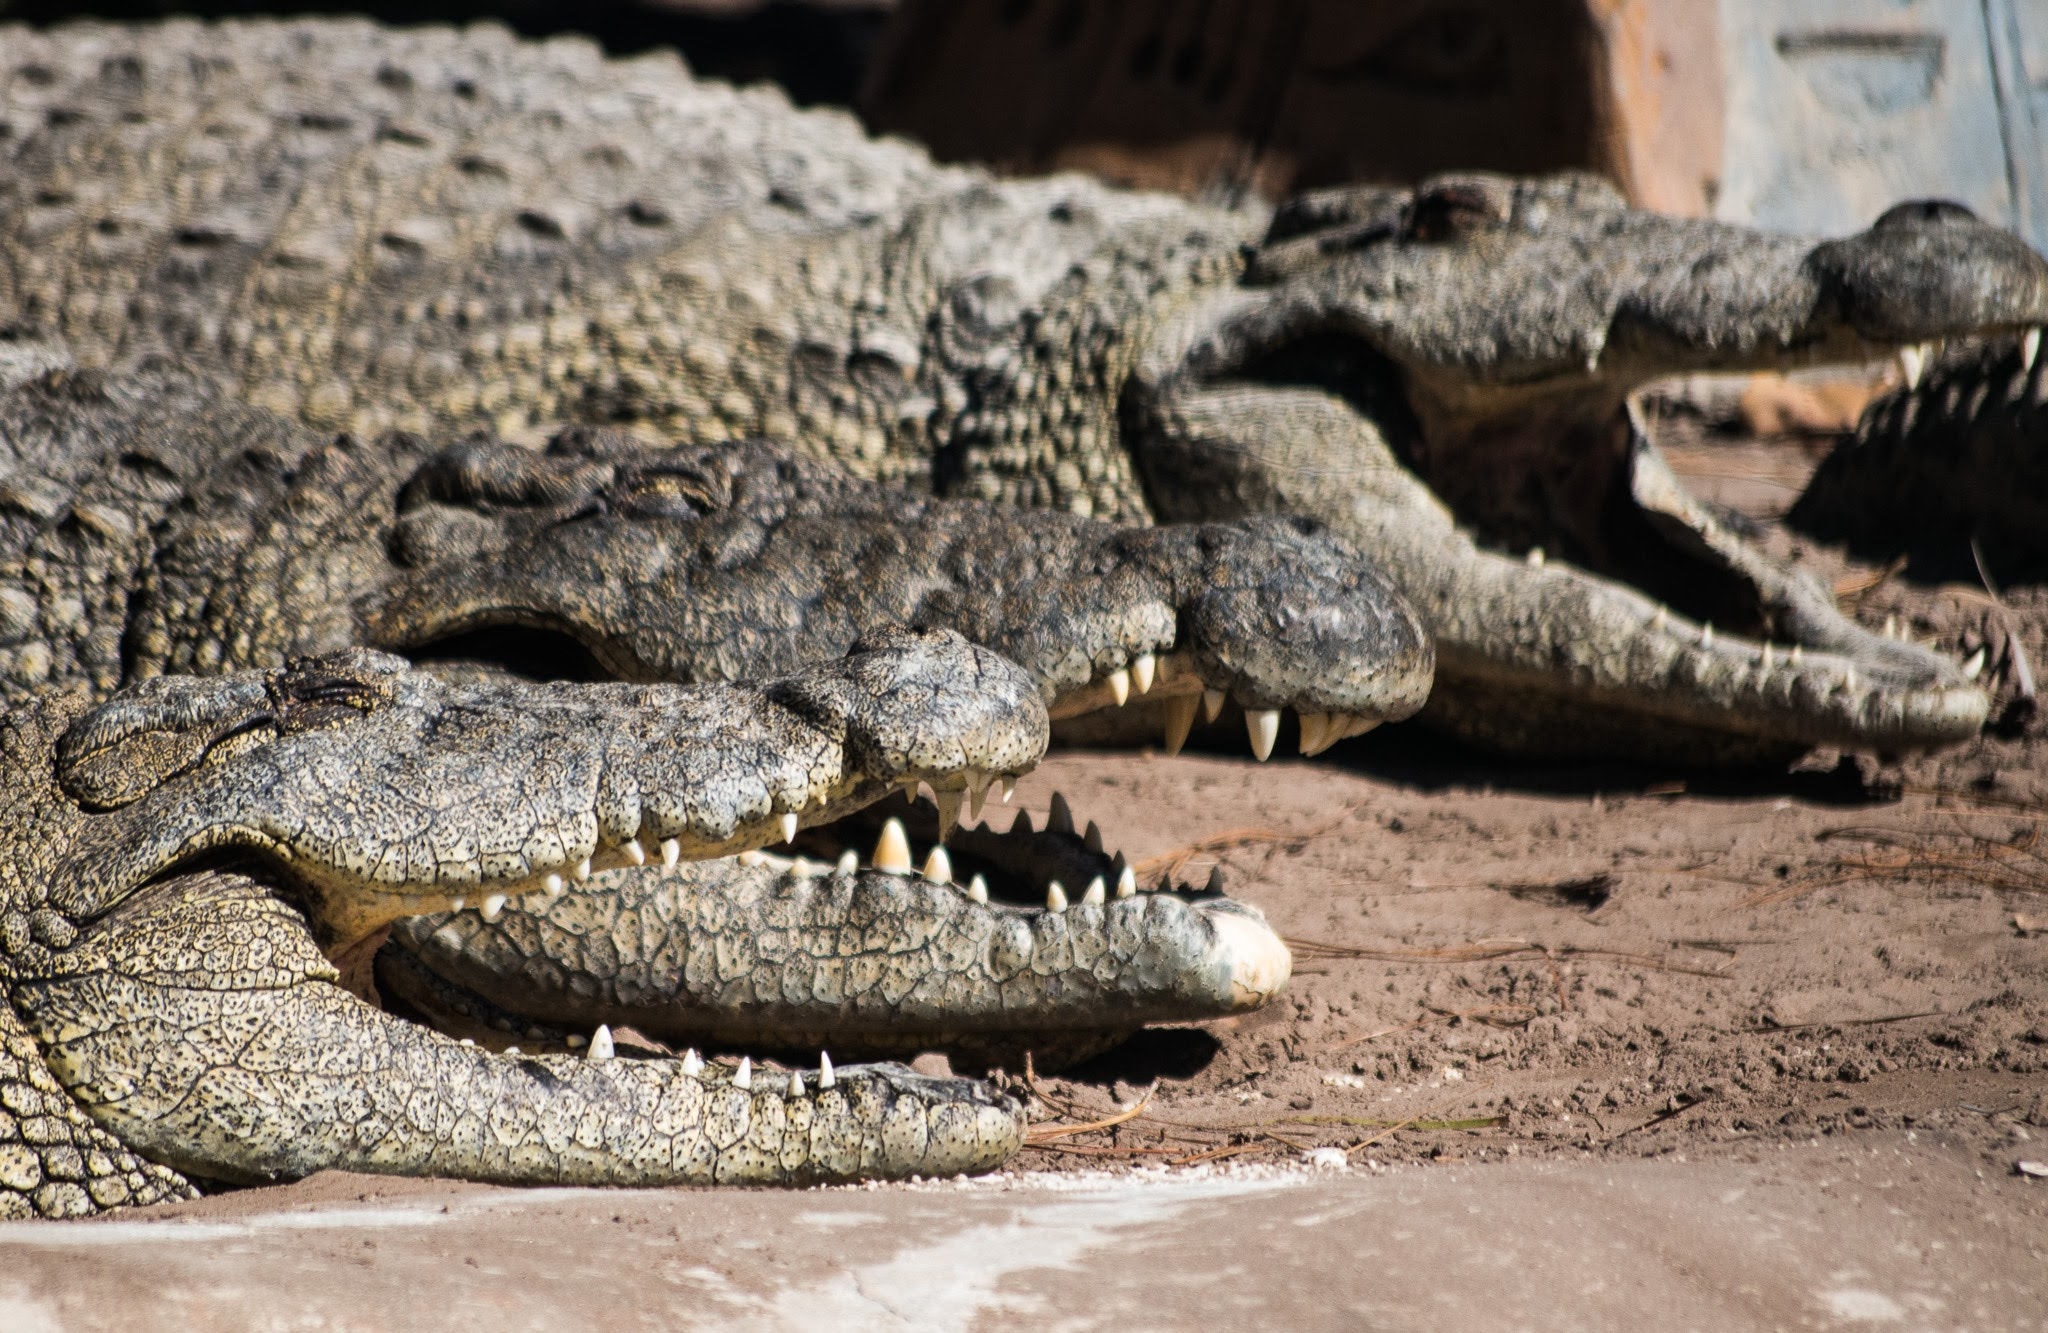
[543,873,565,898]
[1651,605,1669,631]
[999,776,1016,803]
[1883,614,1898,640]
[661,838,681,869]
[1525,546,1545,568]
[1296,710,1331,755]
[503,1047,521,1056]
[836,848,860,876]
[1116,864,1137,898]
[1012,810,1034,836]
[1202,688,1226,723]
[587,1024,615,1061]
[1205,866,1226,894]
[1343,714,1383,740]
[1045,881,1068,912]
[1047,791,1075,836]
[1843,665,1858,691]
[779,812,798,844]
[965,772,989,821]
[1105,667,1131,707]
[2024,327,2042,375]
[874,818,913,874]
[1131,652,1156,694]
[819,1051,835,1089]
[1700,623,1714,648]
[1897,342,1927,390]
[1083,820,1104,853]
[922,844,953,884]
[1246,708,1280,762]
[739,849,766,868]
[1790,644,1804,666]
[788,1070,805,1097]
[681,1049,704,1076]
[448,897,466,912]
[1082,876,1106,906]
[1760,642,1774,672]
[966,874,989,904]
[790,856,814,876]
[733,1057,752,1091]
[1963,646,1988,680]
[934,790,962,842]
[1162,695,1199,757]
[623,837,647,867]
[481,894,507,922]
[573,856,592,883]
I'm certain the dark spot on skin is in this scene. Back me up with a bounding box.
[515,211,566,240]
[624,200,670,228]
[457,156,509,181]
[376,125,432,149]
[296,111,352,133]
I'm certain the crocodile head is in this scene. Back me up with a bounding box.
[5,636,1052,1200]
[1129,173,2048,762]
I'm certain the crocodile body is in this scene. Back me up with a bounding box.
[6,19,2044,763]
[0,341,1399,1212]
[1793,335,2048,580]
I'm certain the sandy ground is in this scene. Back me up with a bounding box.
[1,428,2045,1328]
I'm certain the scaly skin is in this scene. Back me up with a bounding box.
[1,637,1045,1213]
[1792,331,2048,580]
[5,19,2044,760]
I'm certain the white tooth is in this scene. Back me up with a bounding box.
[661,838,681,868]
[1047,791,1075,835]
[504,1047,520,1055]
[1525,547,1545,568]
[790,856,815,876]
[1082,876,1106,906]
[1163,695,1199,757]
[1963,646,1988,680]
[999,776,1016,803]
[573,856,591,883]
[2024,327,2042,375]
[1760,642,1774,672]
[1012,810,1034,836]
[1297,710,1331,755]
[482,894,507,922]
[1896,343,1926,390]
[788,1070,805,1097]
[874,818,913,874]
[965,771,989,820]
[1116,864,1137,898]
[1083,820,1104,853]
[1883,614,1898,640]
[1246,708,1280,761]
[623,837,646,866]
[1046,881,1068,912]
[587,1024,615,1060]
[1342,714,1383,740]
[1843,665,1858,691]
[836,848,860,876]
[923,844,953,884]
[1700,623,1714,648]
[934,790,962,842]
[1105,667,1131,707]
[449,897,466,912]
[1131,652,1156,694]
[1790,644,1804,666]
[1202,688,1227,723]
[1205,866,1226,894]
[544,873,565,898]
[1651,605,1669,631]
[966,874,989,904]
[819,1052,835,1089]
[739,849,766,867]
[733,1057,752,1090]
[681,1049,704,1076]
[779,812,798,844]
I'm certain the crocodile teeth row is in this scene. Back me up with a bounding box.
[1240,708,1383,761]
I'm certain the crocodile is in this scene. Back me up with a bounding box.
[1792,330,2048,583]
[7,19,2045,763]
[0,337,1414,1213]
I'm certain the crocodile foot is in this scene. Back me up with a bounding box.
[3,633,1058,1209]
[1129,176,2048,763]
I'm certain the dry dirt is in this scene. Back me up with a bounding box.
[1,428,2045,1329]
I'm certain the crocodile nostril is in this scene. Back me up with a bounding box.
[1872,198,1981,231]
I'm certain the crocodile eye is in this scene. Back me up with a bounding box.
[609,464,726,520]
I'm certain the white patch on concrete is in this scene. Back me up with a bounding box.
[763,1174,1300,1329]
[1820,1288,1907,1322]
[0,1187,617,1246]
